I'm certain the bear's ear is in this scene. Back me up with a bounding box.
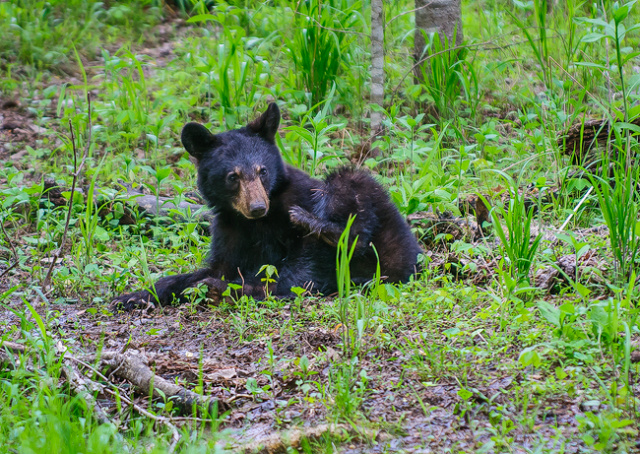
[181,123,219,161]
[247,103,280,143]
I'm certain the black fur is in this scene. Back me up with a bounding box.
[112,104,421,310]
[289,168,422,293]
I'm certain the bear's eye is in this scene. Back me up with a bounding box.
[227,173,239,183]
[259,168,268,176]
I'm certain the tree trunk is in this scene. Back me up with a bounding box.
[414,0,463,67]
[370,0,384,154]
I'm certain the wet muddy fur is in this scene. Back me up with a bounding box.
[112,103,421,310]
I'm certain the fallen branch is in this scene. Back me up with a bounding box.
[95,349,227,416]
[1,340,27,354]
[1,341,225,417]
[234,423,388,454]
[0,342,37,377]
[122,183,212,222]
[38,179,212,225]
[0,261,18,279]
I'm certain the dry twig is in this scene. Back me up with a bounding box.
[61,359,112,425]
[0,222,18,263]
[0,222,20,280]
[43,94,92,291]
[102,386,181,453]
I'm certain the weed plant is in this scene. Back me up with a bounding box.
[592,159,640,282]
[190,24,270,127]
[488,176,542,286]
[286,89,345,174]
[415,32,470,118]
[509,0,551,87]
[335,215,358,355]
[285,0,363,109]
[584,0,640,282]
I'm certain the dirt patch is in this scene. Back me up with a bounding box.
[0,98,49,161]
[0,295,595,452]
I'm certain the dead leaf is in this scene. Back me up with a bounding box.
[204,368,237,381]
[325,347,341,362]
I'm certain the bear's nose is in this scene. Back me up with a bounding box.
[249,201,267,218]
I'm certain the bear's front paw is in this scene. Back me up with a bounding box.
[289,205,312,226]
[195,277,229,302]
[111,291,156,312]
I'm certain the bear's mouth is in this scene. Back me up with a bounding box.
[244,207,268,219]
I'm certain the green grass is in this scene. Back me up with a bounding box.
[1,0,640,452]
[0,0,162,73]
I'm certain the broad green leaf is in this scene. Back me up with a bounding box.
[187,14,218,23]
[537,300,561,327]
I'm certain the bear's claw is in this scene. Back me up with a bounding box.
[111,291,155,312]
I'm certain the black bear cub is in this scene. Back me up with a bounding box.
[289,168,421,294]
[113,103,421,310]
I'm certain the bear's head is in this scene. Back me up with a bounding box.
[181,103,286,219]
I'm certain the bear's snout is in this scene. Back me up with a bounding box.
[233,177,270,220]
